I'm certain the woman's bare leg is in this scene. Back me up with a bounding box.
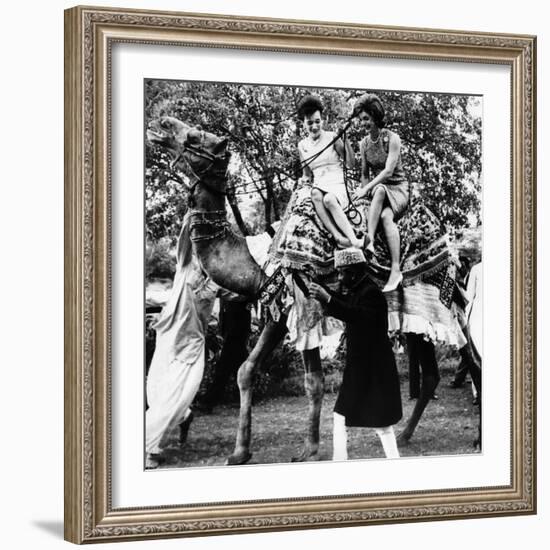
[323,193,363,248]
[367,186,387,251]
[311,188,350,247]
[380,206,402,290]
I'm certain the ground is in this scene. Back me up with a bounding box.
[154,369,480,468]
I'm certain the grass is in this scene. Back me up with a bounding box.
[155,364,480,469]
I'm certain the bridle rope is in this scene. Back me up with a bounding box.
[170,131,230,197]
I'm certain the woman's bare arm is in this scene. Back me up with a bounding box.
[356,133,401,198]
[298,145,314,180]
[360,138,370,187]
[334,136,355,169]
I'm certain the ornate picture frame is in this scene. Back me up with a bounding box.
[64,5,536,544]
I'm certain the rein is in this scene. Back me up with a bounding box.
[169,132,233,245]
[171,131,230,197]
[298,114,363,226]
[171,116,364,235]
[297,115,355,173]
[341,127,363,226]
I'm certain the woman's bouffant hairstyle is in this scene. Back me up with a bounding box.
[297,94,324,119]
[353,93,386,128]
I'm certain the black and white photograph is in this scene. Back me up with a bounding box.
[144,80,482,470]
[56,1,541,544]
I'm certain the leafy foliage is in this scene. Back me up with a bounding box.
[145,80,481,242]
[144,82,482,400]
[145,237,176,281]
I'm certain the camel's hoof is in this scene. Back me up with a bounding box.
[291,449,321,463]
[396,432,412,446]
[225,451,252,466]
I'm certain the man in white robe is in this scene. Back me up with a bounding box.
[465,261,482,358]
[146,215,218,468]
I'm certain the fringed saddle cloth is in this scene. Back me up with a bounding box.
[268,180,456,301]
[366,203,466,347]
[268,179,366,277]
[367,203,457,306]
[261,184,466,346]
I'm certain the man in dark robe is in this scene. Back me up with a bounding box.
[310,247,402,460]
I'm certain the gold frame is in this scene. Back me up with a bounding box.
[64,5,537,544]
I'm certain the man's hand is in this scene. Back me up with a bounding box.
[309,282,331,304]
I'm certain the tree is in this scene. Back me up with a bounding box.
[145,81,482,241]
[379,91,482,229]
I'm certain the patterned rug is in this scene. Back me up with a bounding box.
[265,182,466,346]
[268,179,341,277]
[269,181,454,293]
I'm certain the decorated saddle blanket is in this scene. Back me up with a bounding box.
[366,202,457,307]
[268,180,456,300]
[268,179,348,277]
[248,182,467,346]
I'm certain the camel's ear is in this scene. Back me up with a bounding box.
[213,137,228,154]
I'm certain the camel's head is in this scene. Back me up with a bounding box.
[147,116,229,177]
[146,115,189,154]
[147,116,230,206]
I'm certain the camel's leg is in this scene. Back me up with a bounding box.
[397,335,440,444]
[291,347,324,462]
[226,316,288,466]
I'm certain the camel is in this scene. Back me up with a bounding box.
[147,116,326,464]
[146,115,480,464]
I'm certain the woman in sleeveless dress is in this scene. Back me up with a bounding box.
[297,95,363,249]
[353,93,410,292]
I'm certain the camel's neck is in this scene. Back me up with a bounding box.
[190,186,266,298]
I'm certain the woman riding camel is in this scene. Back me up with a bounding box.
[353,93,410,292]
[297,94,363,250]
